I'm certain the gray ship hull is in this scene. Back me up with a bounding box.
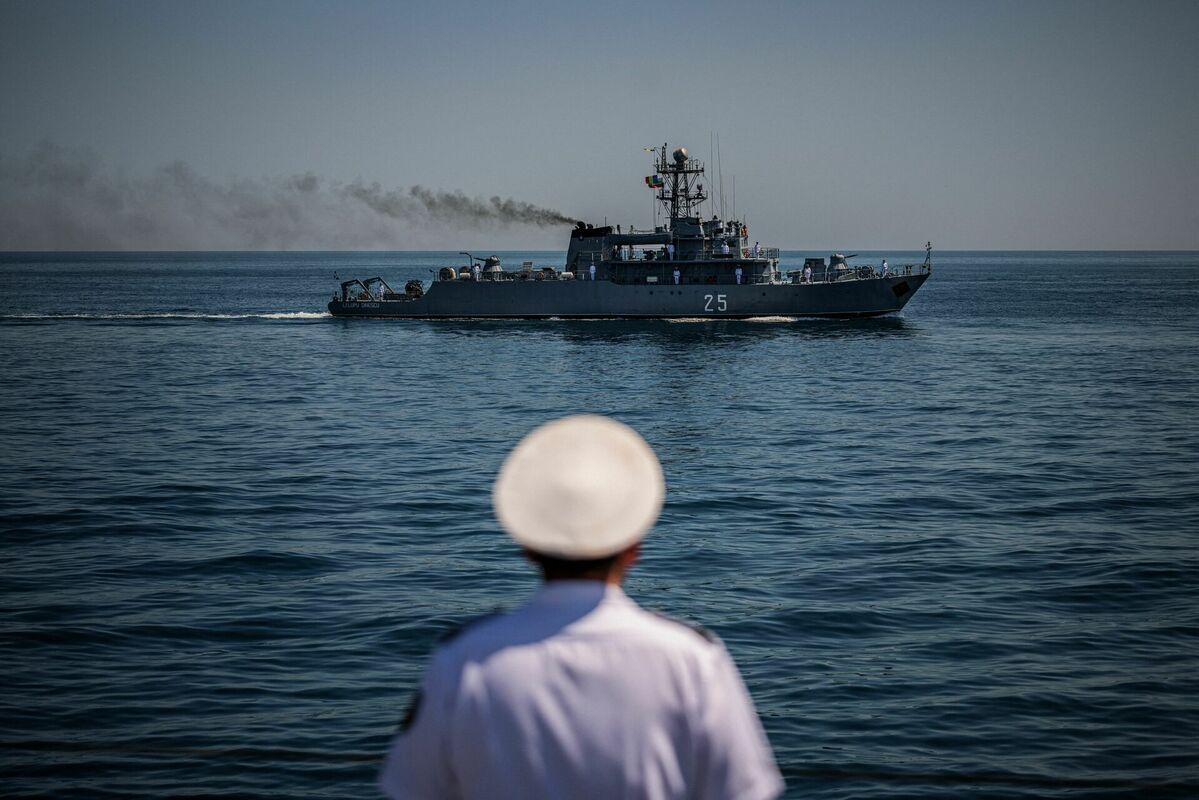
[328,273,929,319]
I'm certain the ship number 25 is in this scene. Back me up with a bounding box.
[704,294,728,312]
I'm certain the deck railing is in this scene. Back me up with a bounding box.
[802,262,932,284]
[435,259,930,285]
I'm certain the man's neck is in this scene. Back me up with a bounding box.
[542,573,624,586]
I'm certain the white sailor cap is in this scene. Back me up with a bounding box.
[493,415,665,559]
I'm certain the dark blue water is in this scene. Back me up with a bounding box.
[2,251,1198,798]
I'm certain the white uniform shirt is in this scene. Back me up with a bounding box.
[590,263,597,280]
[735,267,743,285]
[380,582,783,800]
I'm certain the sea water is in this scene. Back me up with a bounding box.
[2,251,1198,798]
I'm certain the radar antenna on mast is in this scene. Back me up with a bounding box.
[651,143,707,224]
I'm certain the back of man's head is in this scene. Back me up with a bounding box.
[493,415,664,566]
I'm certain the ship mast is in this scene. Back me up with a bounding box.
[653,143,707,224]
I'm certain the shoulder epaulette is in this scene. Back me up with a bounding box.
[649,609,718,643]
[398,691,423,732]
[438,609,505,644]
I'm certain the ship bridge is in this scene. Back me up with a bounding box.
[563,144,781,283]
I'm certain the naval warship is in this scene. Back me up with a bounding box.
[328,144,931,319]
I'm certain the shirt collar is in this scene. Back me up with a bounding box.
[528,580,630,608]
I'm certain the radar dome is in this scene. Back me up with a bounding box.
[672,147,688,164]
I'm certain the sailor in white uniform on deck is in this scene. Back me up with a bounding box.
[735,266,743,285]
[590,262,596,281]
[379,416,783,800]
[673,267,681,285]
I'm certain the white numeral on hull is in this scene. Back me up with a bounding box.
[703,294,728,312]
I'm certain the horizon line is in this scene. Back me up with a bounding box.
[3,248,1198,255]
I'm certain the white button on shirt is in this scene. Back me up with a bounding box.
[380,581,783,800]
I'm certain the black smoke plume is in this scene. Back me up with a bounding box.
[0,142,576,250]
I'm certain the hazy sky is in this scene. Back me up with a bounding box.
[1,0,1196,250]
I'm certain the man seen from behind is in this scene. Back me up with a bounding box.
[379,415,783,800]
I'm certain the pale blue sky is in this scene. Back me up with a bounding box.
[1,0,1196,249]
